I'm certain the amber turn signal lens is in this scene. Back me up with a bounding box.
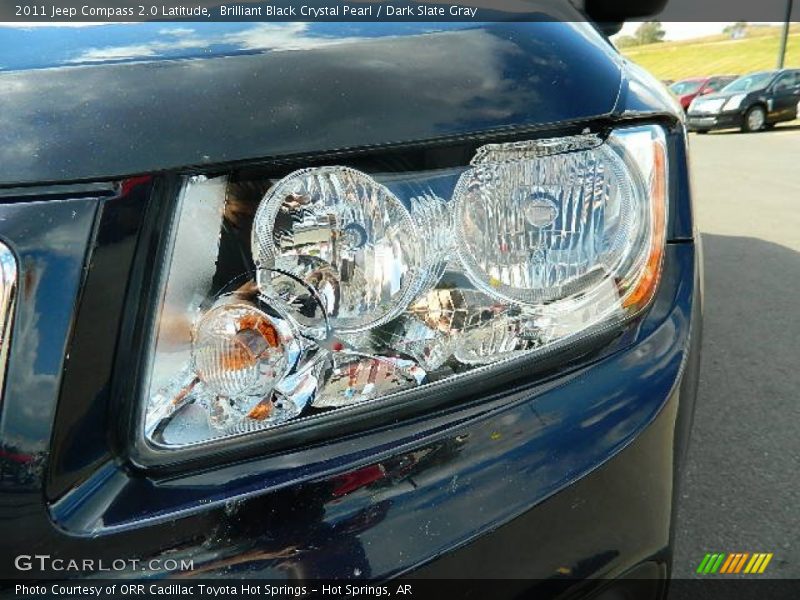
[192,303,289,398]
[623,139,667,310]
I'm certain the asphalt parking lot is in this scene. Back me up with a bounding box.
[672,122,800,578]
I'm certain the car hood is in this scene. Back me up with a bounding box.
[0,18,626,186]
[697,88,765,102]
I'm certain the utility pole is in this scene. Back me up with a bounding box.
[777,0,794,69]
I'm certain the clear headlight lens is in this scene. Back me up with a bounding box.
[252,166,424,334]
[142,125,667,450]
[455,136,639,303]
[723,93,747,111]
[693,98,726,113]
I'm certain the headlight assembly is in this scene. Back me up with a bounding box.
[141,125,667,451]
[693,98,726,113]
[723,94,747,111]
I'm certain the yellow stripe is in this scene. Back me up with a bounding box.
[720,554,736,574]
[734,553,750,573]
[750,554,766,573]
[744,554,760,574]
[757,553,773,574]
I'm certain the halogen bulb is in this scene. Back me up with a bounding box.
[521,189,559,228]
[252,166,423,333]
[192,303,294,399]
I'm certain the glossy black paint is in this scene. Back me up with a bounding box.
[0,196,98,471]
[45,177,153,499]
[0,20,624,187]
[0,16,700,592]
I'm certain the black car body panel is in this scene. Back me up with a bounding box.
[0,21,628,187]
[0,14,701,595]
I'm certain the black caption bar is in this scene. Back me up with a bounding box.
[3,0,800,22]
[6,579,800,600]
[3,1,543,22]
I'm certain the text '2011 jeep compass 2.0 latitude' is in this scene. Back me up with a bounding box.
[0,2,701,598]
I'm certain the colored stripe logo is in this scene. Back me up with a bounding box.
[697,553,773,574]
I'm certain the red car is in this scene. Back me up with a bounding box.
[670,75,738,110]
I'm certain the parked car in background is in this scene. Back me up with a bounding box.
[669,76,737,110]
[687,69,800,133]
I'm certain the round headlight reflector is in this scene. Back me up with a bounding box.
[252,167,423,333]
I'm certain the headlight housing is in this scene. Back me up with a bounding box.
[141,125,667,451]
[692,98,726,113]
[723,93,747,111]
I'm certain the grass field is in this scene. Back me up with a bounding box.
[619,25,800,81]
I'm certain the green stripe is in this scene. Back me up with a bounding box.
[697,554,712,574]
[704,554,719,574]
[710,554,726,573]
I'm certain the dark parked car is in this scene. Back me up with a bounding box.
[687,69,800,133]
[0,7,701,598]
[669,75,738,110]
